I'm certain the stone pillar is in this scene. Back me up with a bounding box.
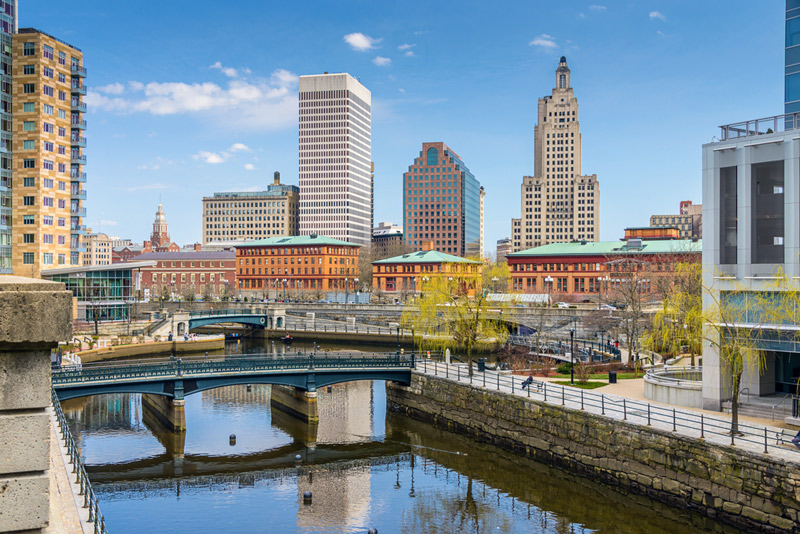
[270,386,319,423]
[141,393,186,432]
[0,276,72,533]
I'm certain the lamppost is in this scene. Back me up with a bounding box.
[598,275,609,309]
[491,276,499,293]
[570,328,575,384]
[396,325,401,353]
[545,276,554,306]
[344,277,349,305]
[282,278,287,301]
[354,277,359,303]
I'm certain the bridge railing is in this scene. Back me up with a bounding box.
[52,352,416,386]
[51,388,109,533]
[415,358,800,457]
[189,308,267,317]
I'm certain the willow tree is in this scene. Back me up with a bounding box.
[402,274,508,376]
[644,262,703,365]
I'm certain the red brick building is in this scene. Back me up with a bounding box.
[134,250,236,300]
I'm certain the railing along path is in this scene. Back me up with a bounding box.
[416,357,800,459]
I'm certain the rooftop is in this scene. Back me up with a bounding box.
[373,250,481,265]
[41,261,157,276]
[235,235,360,248]
[508,239,702,258]
[18,28,81,52]
[717,112,798,142]
[206,185,299,199]
[135,251,235,261]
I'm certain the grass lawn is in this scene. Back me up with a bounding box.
[553,380,608,390]
[552,373,643,380]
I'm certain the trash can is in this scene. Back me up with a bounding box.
[477,358,486,372]
[608,371,617,384]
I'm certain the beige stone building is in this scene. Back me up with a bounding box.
[512,57,599,252]
[202,172,299,244]
[11,29,85,276]
[650,200,702,239]
[81,231,111,266]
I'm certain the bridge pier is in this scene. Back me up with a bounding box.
[270,386,319,423]
[141,394,186,432]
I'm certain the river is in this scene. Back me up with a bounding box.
[61,340,745,534]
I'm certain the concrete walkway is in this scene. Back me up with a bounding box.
[416,358,800,463]
[45,408,96,534]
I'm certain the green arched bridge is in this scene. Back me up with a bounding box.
[52,353,414,401]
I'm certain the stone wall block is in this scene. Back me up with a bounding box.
[0,413,49,473]
[0,352,51,411]
[0,278,73,345]
[0,475,49,531]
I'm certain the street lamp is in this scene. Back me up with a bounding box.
[354,277,359,303]
[570,328,575,384]
[491,276,499,293]
[282,278,287,301]
[345,277,349,305]
[396,325,401,353]
[545,276,554,306]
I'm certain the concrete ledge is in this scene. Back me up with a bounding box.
[0,413,49,473]
[0,277,72,346]
[0,352,51,411]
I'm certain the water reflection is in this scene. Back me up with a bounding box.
[63,381,745,534]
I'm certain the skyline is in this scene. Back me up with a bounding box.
[22,1,784,255]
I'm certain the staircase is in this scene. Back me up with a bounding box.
[722,394,795,422]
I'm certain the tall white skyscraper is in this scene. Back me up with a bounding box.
[298,73,372,246]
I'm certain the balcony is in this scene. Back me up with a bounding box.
[72,246,87,253]
[719,112,800,141]
[71,155,87,165]
[70,225,87,235]
[71,100,87,113]
[70,64,87,77]
[70,83,87,95]
[70,171,87,182]
[71,119,87,130]
[71,136,86,148]
[71,207,87,218]
[70,190,86,201]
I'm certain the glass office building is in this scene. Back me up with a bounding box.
[787,1,800,114]
[0,1,15,273]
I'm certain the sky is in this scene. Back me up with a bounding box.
[24,1,784,256]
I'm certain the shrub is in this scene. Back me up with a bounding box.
[556,362,573,375]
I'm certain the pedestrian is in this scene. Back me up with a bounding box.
[168,331,173,342]
[792,429,800,450]
[521,373,534,390]
[615,340,619,350]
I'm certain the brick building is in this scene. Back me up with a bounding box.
[134,250,236,300]
[507,237,700,300]
[235,234,360,298]
[372,241,481,297]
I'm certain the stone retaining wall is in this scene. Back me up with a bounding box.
[387,373,800,534]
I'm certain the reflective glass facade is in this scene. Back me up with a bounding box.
[787,1,800,114]
[45,267,137,322]
[0,1,15,273]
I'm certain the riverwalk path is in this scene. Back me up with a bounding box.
[414,357,800,462]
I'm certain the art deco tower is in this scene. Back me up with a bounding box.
[512,57,599,251]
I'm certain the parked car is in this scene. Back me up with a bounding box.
[556,302,570,308]
[599,304,617,310]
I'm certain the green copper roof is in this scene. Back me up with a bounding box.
[373,250,481,264]
[508,239,702,258]
[234,235,360,248]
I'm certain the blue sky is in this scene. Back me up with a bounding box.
[26,1,783,255]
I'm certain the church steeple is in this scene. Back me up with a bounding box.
[151,203,170,249]
[556,56,570,90]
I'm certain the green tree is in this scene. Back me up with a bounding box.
[644,262,703,365]
[402,274,508,376]
[481,260,510,294]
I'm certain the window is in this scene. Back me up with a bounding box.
[43,216,53,225]
[559,74,566,88]
[57,73,65,84]
[23,253,34,264]
[43,104,53,115]
[751,161,784,264]
[23,215,34,224]
[23,102,34,112]
[23,177,34,187]
[43,67,53,79]
[58,91,65,101]
[426,147,438,166]
[58,51,66,65]
[44,141,53,152]
[23,159,34,169]
[23,140,34,150]
[42,45,53,60]
[23,83,34,94]
[43,123,53,133]
[23,64,34,75]
[23,195,34,206]
[23,234,34,243]
[23,42,34,56]
[42,160,54,171]
[43,86,53,97]
[42,253,53,265]
[42,234,53,244]
[58,109,66,119]
[43,178,53,188]
[720,166,737,264]
[42,197,53,207]
[23,121,34,131]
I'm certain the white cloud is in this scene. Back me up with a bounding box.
[372,56,391,67]
[229,143,250,152]
[343,32,381,51]
[529,34,558,49]
[210,61,238,78]
[98,219,118,227]
[398,88,406,93]
[657,30,665,37]
[649,11,666,21]
[404,50,415,57]
[138,163,161,171]
[85,68,300,131]
[589,5,606,11]
[96,82,125,95]
[244,163,256,171]
[193,151,227,164]
[398,43,415,51]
